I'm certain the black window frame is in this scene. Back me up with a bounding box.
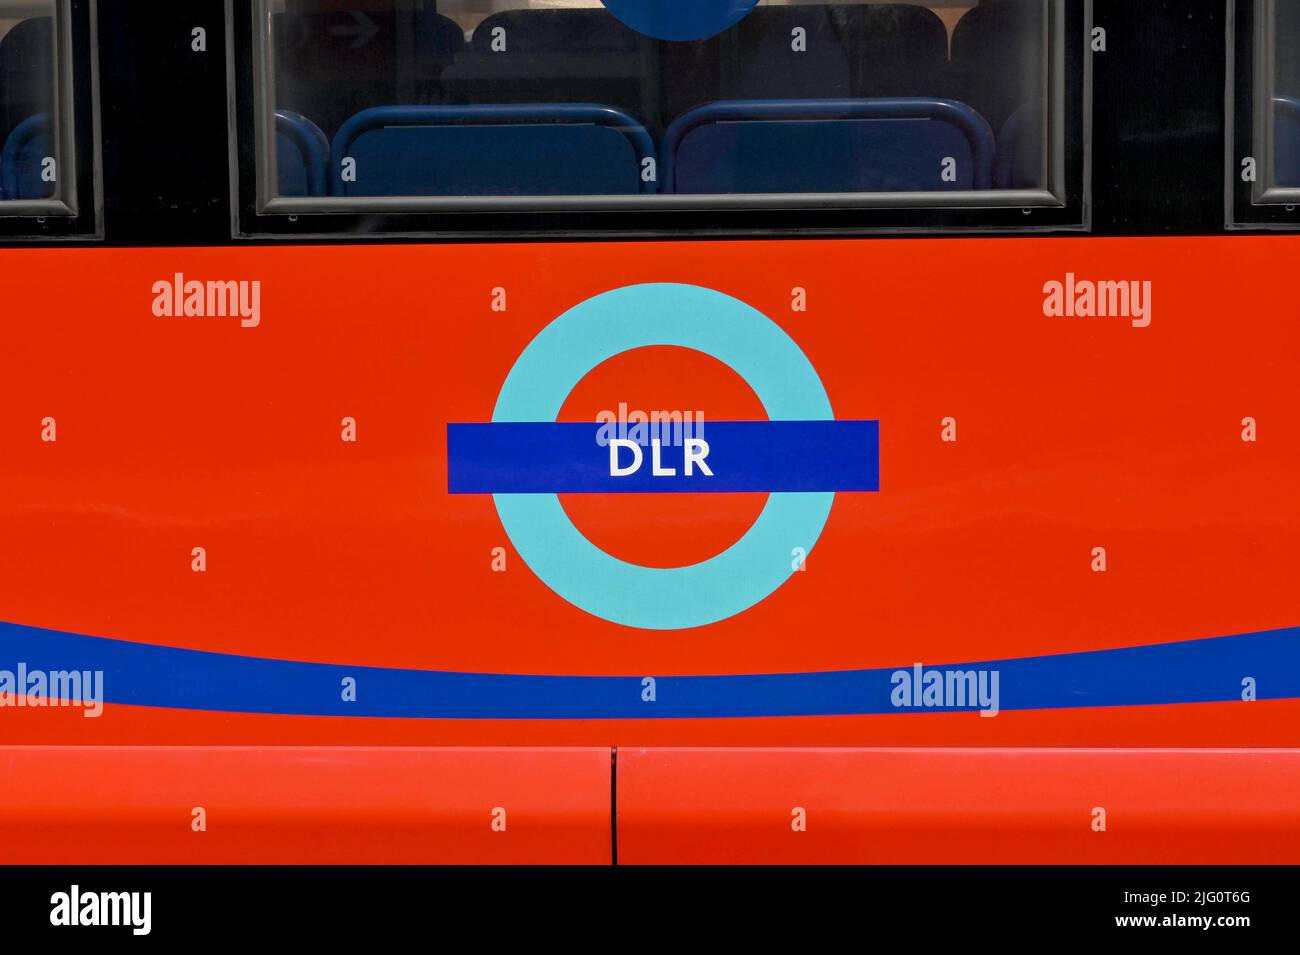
[228,0,1092,240]
[1227,0,1300,227]
[0,0,100,240]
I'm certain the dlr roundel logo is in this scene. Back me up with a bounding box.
[448,284,879,630]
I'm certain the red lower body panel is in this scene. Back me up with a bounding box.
[4,745,1300,864]
[0,746,612,864]
[617,747,1300,865]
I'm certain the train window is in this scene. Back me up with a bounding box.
[1268,0,1300,190]
[245,0,1076,222]
[1230,0,1300,225]
[0,0,75,215]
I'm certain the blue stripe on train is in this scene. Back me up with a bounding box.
[0,621,1295,719]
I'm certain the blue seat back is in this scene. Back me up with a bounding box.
[852,3,950,97]
[725,6,855,99]
[994,101,1043,189]
[0,16,54,143]
[666,4,949,128]
[951,0,1045,132]
[470,8,642,55]
[725,4,949,99]
[663,98,994,194]
[1275,96,1300,188]
[1277,2,1300,105]
[330,104,655,197]
[438,9,654,132]
[0,113,53,200]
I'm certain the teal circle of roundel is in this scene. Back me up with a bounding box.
[491,283,835,631]
[599,0,759,41]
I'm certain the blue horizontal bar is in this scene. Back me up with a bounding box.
[447,420,879,493]
[0,620,1295,719]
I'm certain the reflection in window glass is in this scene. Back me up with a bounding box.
[1272,0,1300,187]
[0,1,58,202]
[262,0,1052,200]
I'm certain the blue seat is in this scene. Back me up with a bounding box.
[1277,3,1300,105]
[950,0,1044,132]
[661,98,995,194]
[726,4,949,99]
[0,113,53,200]
[852,3,950,97]
[0,16,54,137]
[994,101,1043,189]
[274,110,329,197]
[1275,96,1300,188]
[329,104,657,197]
[469,8,642,55]
[440,9,653,130]
[722,5,855,99]
[665,4,949,128]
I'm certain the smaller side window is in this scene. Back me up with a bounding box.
[1231,0,1300,226]
[1265,0,1300,192]
[0,2,61,207]
[0,0,76,217]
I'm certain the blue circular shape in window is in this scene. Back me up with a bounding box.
[600,0,760,41]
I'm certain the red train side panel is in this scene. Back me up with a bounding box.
[0,236,1296,860]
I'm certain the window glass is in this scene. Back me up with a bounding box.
[0,0,59,204]
[260,0,1055,202]
[1271,0,1300,187]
